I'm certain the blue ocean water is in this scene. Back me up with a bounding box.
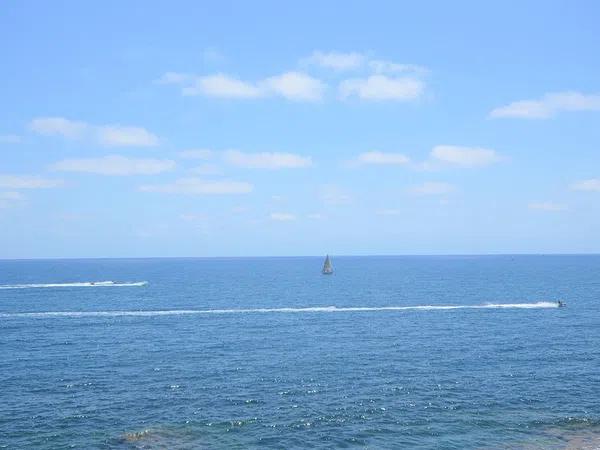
[1,255,599,449]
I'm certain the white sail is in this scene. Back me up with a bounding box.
[322,255,333,274]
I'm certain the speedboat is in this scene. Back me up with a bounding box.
[557,300,566,308]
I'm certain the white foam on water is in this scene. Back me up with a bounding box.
[0,302,559,319]
[480,301,559,309]
[0,281,147,289]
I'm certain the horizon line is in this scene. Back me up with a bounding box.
[1,252,599,262]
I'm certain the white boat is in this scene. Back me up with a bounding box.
[322,255,333,275]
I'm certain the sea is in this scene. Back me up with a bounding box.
[1,255,599,449]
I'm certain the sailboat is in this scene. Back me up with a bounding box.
[322,255,333,275]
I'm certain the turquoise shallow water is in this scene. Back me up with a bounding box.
[1,255,599,449]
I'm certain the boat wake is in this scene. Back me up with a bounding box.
[0,281,147,289]
[0,302,560,319]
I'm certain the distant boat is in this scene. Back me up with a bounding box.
[322,255,333,275]
[91,281,115,286]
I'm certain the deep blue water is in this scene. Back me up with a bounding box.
[1,256,599,449]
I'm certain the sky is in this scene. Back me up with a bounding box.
[1,0,600,258]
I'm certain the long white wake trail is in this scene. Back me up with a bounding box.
[0,281,147,289]
[0,302,559,319]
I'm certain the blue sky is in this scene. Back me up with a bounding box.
[1,1,600,258]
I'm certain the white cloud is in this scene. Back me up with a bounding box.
[320,184,352,205]
[161,71,325,102]
[0,175,63,189]
[29,117,88,139]
[490,91,600,119]
[183,74,262,98]
[51,155,175,176]
[368,60,428,75]
[571,178,600,192]
[261,71,325,101]
[224,150,312,169]
[356,151,410,165]
[96,126,159,147]
[0,134,22,144]
[353,146,499,171]
[303,51,427,76]
[139,177,253,195]
[168,72,321,100]
[162,53,427,102]
[409,181,456,195]
[270,212,296,221]
[376,209,401,216]
[304,51,365,70]
[307,213,323,219]
[29,117,159,147]
[430,145,501,168]
[528,202,567,211]
[178,149,213,159]
[339,75,424,101]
